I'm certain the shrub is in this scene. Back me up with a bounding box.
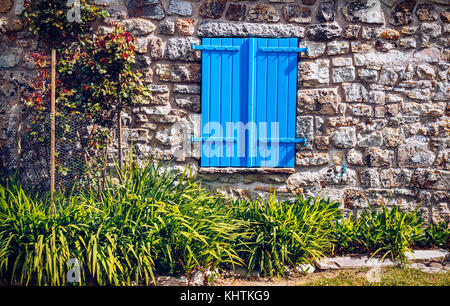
[230,195,341,276]
[331,205,425,262]
[414,221,450,250]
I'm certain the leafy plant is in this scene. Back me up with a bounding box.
[415,221,450,250]
[21,0,109,48]
[348,205,425,262]
[230,195,341,277]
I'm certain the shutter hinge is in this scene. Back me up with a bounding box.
[191,44,240,52]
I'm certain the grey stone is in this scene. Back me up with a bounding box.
[330,127,356,149]
[342,0,385,24]
[298,59,330,87]
[248,4,280,22]
[327,41,349,55]
[316,1,336,22]
[165,37,201,61]
[296,116,314,150]
[295,264,315,274]
[342,83,368,102]
[398,137,435,168]
[159,20,176,35]
[282,4,311,24]
[332,67,356,83]
[126,0,165,20]
[197,22,305,38]
[173,96,201,113]
[297,88,340,115]
[121,18,156,35]
[199,0,227,19]
[305,23,342,41]
[358,69,379,82]
[173,84,200,94]
[0,48,21,68]
[168,0,192,16]
[406,249,449,264]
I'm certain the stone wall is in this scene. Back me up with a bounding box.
[0,0,449,222]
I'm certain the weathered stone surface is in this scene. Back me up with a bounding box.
[379,169,411,188]
[248,4,280,22]
[173,96,201,113]
[332,67,356,83]
[0,0,12,13]
[316,1,336,22]
[399,37,417,49]
[298,59,330,87]
[347,149,363,166]
[342,83,368,102]
[297,88,340,115]
[441,9,450,23]
[173,84,200,94]
[159,20,176,35]
[126,0,165,20]
[121,18,156,35]
[296,116,314,150]
[165,37,200,61]
[398,138,435,168]
[295,152,328,166]
[302,41,326,59]
[316,255,395,270]
[283,4,311,23]
[330,127,356,149]
[286,171,321,189]
[363,148,393,167]
[176,18,197,36]
[327,41,349,55]
[168,0,192,16]
[381,29,400,40]
[342,0,385,24]
[155,64,201,83]
[325,166,357,185]
[0,48,22,68]
[197,22,305,38]
[410,169,448,190]
[415,3,438,21]
[358,69,379,82]
[305,23,342,41]
[149,37,164,59]
[225,4,247,21]
[342,25,361,39]
[199,0,227,19]
[389,0,416,26]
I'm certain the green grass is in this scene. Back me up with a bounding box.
[303,267,450,286]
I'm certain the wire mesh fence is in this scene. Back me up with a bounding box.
[16,111,124,196]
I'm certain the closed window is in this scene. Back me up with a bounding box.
[193,37,305,168]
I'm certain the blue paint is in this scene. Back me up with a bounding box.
[194,38,307,168]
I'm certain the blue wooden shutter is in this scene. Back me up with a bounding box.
[252,37,299,168]
[198,37,301,168]
[200,38,249,167]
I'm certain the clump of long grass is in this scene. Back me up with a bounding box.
[229,195,341,277]
[0,156,246,286]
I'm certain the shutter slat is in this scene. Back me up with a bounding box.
[201,38,211,167]
[220,38,232,167]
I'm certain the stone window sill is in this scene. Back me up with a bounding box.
[198,168,295,175]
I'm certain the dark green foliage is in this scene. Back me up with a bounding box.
[332,205,426,262]
[230,196,341,276]
[415,221,450,250]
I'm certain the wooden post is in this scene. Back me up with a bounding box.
[118,111,123,170]
[50,48,56,212]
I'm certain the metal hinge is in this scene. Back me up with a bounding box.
[191,136,307,145]
[192,44,240,52]
[259,46,309,55]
